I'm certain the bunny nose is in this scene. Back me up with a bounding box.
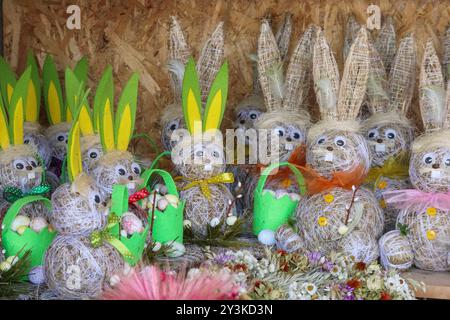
[286,137,292,142]
[326,146,333,151]
[240,120,245,124]
[102,201,107,207]
[377,139,383,143]
[432,164,440,169]
[26,165,33,171]
[128,176,134,181]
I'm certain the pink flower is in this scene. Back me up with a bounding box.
[102,266,239,300]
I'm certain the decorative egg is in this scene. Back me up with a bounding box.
[226,216,237,226]
[109,274,121,287]
[338,225,349,235]
[289,193,301,202]
[0,261,11,272]
[152,242,162,252]
[28,266,45,285]
[258,229,276,246]
[16,225,28,235]
[167,242,185,258]
[164,194,179,208]
[209,217,220,227]
[30,217,48,233]
[157,198,169,211]
[147,194,162,207]
[121,212,144,234]
[11,215,30,232]
[155,184,168,195]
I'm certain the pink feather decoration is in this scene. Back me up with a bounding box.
[102,266,239,300]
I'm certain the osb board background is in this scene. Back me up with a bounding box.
[2,0,450,157]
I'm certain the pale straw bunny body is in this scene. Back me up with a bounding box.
[277,28,384,262]
[382,41,450,271]
[161,17,224,151]
[362,34,417,232]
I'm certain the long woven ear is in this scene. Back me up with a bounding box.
[275,13,293,62]
[343,15,361,61]
[43,55,64,125]
[258,20,283,112]
[388,34,416,115]
[366,40,389,114]
[446,81,450,128]
[197,22,225,107]
[168,16,191,102]
[9,67,31,146]
[283,25,315,112]
[374,16,396,75]
[25,52,41,123]
[337,28,370,121]
[313,28,340,120]
[444,25,450,82]
[419,40,446,132]
[0,56,17,109]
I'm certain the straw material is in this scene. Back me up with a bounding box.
[343,14,361,61]
[45,122,72,161]
[374,16,396,75]
[419,40,446,133]
[274,13,293,62]
[366,40,390,114]
[80,135,103,174]
[379,230,414,270]
[275,224,304,253]
[443,25,450,82]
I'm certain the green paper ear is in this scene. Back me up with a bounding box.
[203,61,228,132]
[115,73,139,151]
[73,56,88,85]
[0,56,17,109]
[182,57,202,135]
[96,66,115,152]
[64,68,83,122]
[43,55,64,124]
[25,52,41,123]
[9,67,32,146]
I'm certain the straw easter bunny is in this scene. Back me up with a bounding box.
[161,16,224,152]
[362,34,417,232]
[382,41,450,271]
[277,28,384,263]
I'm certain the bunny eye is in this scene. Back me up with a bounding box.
[249,111,259,120]
[385,129,397,140]
[273,126,285,137]
[88,148,100,159]
[168,120,179,131]
[24,138,30,144]
[57,134,65,142]
[444,155,450,166]
[422,153,437,165]
[115,165,127,176]
[28,157,38,168]
[13,160,27,170]
[334,136,347,147]
[317,136,327,145]
[368,129,379,139]
[292,130,302,140]
[131,163,141,175]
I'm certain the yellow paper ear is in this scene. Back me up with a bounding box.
[101,98,115,151]
[25,81,38,122]
[67,120,82,182]
[78,104,94,136]
[11,98,24,145]
[48,82,63,124]
[66,105,73,122]
[0,97,10,150]
[116,104,132,151]
[7,84,14,105]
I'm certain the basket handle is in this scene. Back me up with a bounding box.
[2,196,52,234]
[141,168,179,197]
[255,162,306,196]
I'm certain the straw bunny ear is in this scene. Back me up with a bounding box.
[343,14,361,61]
[25,52,41,123]
[0,56,17,108]
[313,28,340,120]
[43,55,64,125]
[336,28,370,121]
[0,92,10,150]
[67,119,82,182]
[115,73,139,151]
[203,61,228,132]
[366,40,389,114]
[374,16,396,75]
[444,25,450,82]
[388,34,416,115]
[197,22,225,107]
[275,13,293,62]
[182,57,202,135]
[283,25,315,112]
[419,40,446,132]
[96,67,115,152]
[9,67,31,146]
[258,20,283,112]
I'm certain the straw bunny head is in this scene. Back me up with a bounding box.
[51,100,107,235]
[172,58,228,180]
[91,68,142,196]
[0,53,52,168]
[161,17,224,151]
[362,34,416,167]
[409,41,450,192]
[254,20,315,165]
[0,67,45,195]
[43,55,88,163]
[233,13,293,131]
[306,28,370,179]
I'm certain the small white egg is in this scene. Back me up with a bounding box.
[152,242,162,252]
[167,242,186,258]
[11,215,30,232]
[226,216,237,226]
[258,229,276,246]
[164,194,179,208]
[0,261,11,272]
[338,225,349,235]
[209,217,220,228]
[155,184,168,195]
[109,274,121,287]
[289,193,301,202]
[16,225,28,235]
[28,266,45,285]
[30,217,48,233]
[157,198,169,211]
[121,212,143,234]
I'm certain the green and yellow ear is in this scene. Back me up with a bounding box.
[9,67,31,146]
[73,56,88,85]
[78,103,94,136]
[64,68,83,123]
[0,91,10,150]
[203,61,228,132]
[0,56,17,109]
[96,67,115,152]
[182,57,202,136]
[67,119,82,182]
[115,73,139,151]
[25,52,41,123]
[43,55,64,125]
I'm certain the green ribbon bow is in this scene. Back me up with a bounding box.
[90,213,135,261]
[3,184,51,204]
